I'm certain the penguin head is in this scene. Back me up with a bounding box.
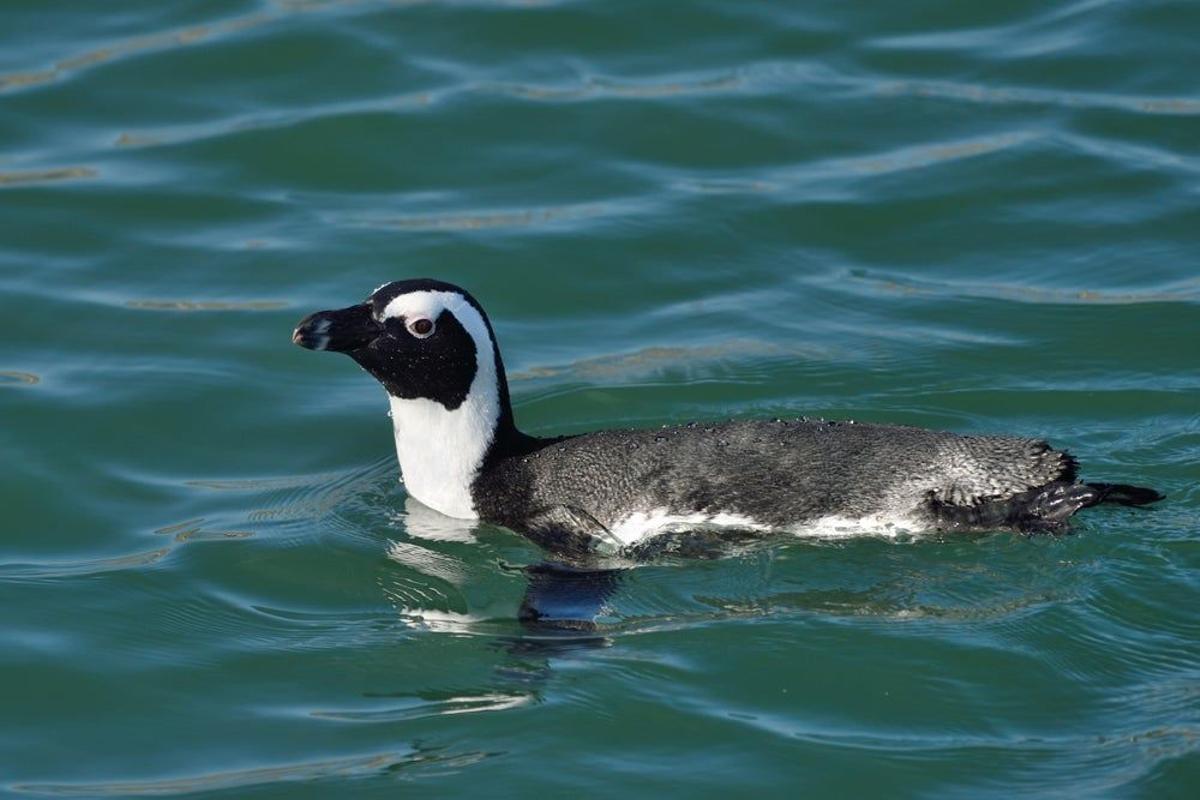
[293,278,502,412]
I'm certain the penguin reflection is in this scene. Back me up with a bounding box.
[392,497,622,635]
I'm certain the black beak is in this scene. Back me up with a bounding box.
[292,303,380,352]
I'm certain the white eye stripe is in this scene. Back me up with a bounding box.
[381,290,493,357]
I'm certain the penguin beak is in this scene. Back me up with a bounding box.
[292,303,380,352]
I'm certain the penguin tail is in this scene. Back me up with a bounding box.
[928,481,1164,533]
[1014,481,1164,530]
[1085,482,1165,507]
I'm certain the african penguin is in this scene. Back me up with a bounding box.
[293,278,1163,557]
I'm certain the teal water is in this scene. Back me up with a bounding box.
[2,1,1199,796]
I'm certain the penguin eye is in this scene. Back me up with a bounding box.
[407,317,435,338]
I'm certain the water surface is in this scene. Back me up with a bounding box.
[2,1,1198,796]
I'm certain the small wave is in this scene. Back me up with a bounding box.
[386,539,471,586]
[125,299,289,311]
[311,691,531,723]
[484,71,743,102]
[849,131,1037,175]
[236,458,395,527]
[0,11,268,94]
[0,167,96,188]
[0,371,40,386]
[154,518,254,543]
[358,201,612,232]
[12,745,493,796]
[509,340,813,383]
[0,547,171,582]
[872,77,1200,118]
[0,518,260,582]
[0,0,391,95]
[845,269,1200,306]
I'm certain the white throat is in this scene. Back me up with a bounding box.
[382,291,500,519]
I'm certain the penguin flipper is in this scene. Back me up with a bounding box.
[517,505,619,556]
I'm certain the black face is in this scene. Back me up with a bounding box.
[293,279,482,411]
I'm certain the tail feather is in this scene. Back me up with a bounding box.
[929,480,1164,533]
[1086,482,1165,507]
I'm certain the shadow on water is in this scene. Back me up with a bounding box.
[514,561,623,632]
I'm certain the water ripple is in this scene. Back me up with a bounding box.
[0,371,40,386]
[12,745,495,796]
[485,72,744,102]
[0,166,96,187]
[0,548,171,582]
[845,269,1200,306]
[870,78,1200,117]
[3,0,1197,795]
[0,11,273,94]
[125,299,289,311]
[354,201,615,231]
[311,691,532,723]
[0,0,435,95]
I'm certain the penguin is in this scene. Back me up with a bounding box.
[293,278,1163,559]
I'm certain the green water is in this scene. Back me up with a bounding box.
[2,1,1199,796]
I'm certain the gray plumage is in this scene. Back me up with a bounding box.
[473,418,1084,554]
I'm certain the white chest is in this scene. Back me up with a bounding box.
[388,390,497,520]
